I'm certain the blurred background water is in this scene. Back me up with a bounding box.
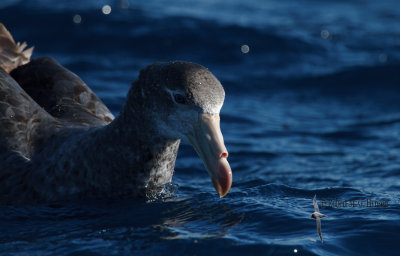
[0,0,399,255]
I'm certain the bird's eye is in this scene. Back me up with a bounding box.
[174,93,187,104]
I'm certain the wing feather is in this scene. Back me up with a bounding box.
[0,67,58,158]
[10,57,114,126]
[316,217,323,241]
[0,23,33,73]
[313,194,319,212]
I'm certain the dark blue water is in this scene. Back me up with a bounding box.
[1,0,400,255]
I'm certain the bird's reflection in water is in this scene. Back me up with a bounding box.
[151,194,244,240]
[0,183,244,246]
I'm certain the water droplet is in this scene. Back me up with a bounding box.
[321,29,330,39]
[102,5,112,15]
[73,14,82,24]
[241,44,250,54]
[119,0,130,9]
[379,53,387,63]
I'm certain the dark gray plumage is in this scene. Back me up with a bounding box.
[0,57,232,205]
[0,24,232,205]
[10,57,114,126]
[0,66,57,158]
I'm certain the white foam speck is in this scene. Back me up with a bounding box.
[241,44,250,54]
[321,29,330,39]
[102,5,112,15]
[73,14,82,24]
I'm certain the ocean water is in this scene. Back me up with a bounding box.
[1,0,400,255]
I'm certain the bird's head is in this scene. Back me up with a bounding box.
[128,61,232,197]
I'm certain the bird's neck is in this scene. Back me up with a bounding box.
[93,102,180,196]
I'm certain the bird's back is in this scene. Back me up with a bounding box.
[0,67,57,158]
[0,23,114,159]
[10,57,115,126]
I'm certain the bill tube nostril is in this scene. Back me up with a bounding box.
[186,113,232,197]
